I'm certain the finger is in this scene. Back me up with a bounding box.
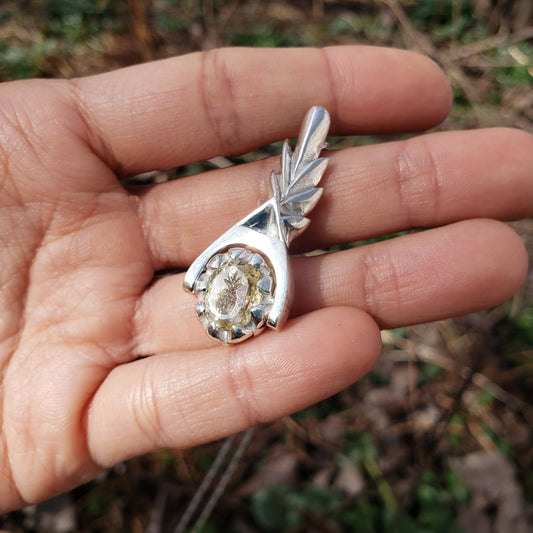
[292,219,528,328]
[139,127,533,269]
[68,46,451,174]
[133,218,527,355]
[87,307,381,466]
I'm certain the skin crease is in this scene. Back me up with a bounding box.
[0,45,531,511]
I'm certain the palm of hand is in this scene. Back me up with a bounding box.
[0,47,531,511]
[0,83,153,506]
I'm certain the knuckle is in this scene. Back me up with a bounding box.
[199,49,242,155]
[131,365,167,448]
[394,137,443,226]
[222,350,261,429]
[360,246,403,321]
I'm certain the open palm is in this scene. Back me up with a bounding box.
[0,46,531,512]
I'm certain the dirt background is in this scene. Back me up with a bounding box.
[0,1,532,532]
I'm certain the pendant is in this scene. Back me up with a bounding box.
[183,106,330,344]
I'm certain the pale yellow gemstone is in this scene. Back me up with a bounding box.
[195,248,274,342]
[206,265,250,322]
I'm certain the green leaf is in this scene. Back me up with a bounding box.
[344,431,377,464]
[251,486,302,531]
[251,485,343,531]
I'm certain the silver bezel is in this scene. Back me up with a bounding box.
[194,247,275,344]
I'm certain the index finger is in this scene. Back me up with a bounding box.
[68,46,452,174]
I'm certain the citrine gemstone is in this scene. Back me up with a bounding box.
[194,248,274,343]
[206,265,252,321]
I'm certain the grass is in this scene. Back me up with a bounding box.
[0,0,531,531]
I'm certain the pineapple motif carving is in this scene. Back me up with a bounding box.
[215,271,245,317]
[195,248,275,343]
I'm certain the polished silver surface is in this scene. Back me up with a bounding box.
[184,106,330,344]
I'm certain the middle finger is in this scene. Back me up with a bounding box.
[138,127,533,270]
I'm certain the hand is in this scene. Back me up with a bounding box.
[0,46,531,512]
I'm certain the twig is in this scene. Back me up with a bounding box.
[379,0,485,119]
[389,345,533,419]
[190,428,254,533]
[128,0,154,61]
[313,0,325,19]
[450,26,533,61]
[146,487,168,533]
[202,0,218,49]
[174,429,254,533]
[174,434,237,533]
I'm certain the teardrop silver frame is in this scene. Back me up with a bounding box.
[183,106,330,343]
[183,197,292,331]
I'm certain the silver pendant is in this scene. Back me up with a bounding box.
[183,106,330,344]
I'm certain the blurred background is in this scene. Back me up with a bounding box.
[0,0,532,532]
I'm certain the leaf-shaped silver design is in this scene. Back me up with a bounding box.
[280,188,323,217]
[288,157,329,193]
[270,106,330,244]
[282,215,310,235]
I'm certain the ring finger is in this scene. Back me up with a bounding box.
[132,218,527,354]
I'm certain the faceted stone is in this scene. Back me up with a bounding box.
[206,265,250,322]
[194,248,274,343]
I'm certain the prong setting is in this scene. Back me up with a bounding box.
[194,247,275,344]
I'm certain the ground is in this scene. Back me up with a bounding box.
[0,1,532,532]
